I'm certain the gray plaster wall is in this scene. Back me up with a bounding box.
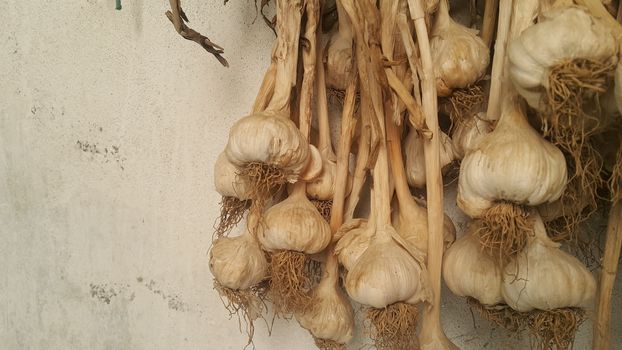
[1,1,620,349]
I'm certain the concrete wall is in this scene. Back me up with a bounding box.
[1,1,619,349]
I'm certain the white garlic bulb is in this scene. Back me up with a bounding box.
[405,129,456,188]
[296,256,354,345]
[209,229,269,290]
[502,213,596,312]
[257,186,331,254]
[451,113,493,159]
[430,0,490,96]
[458,101,567,218]
[213,151,250,199]
[344,226,430,308]
[225,111,311,182]
[442,222,504,305]
[334,219,372,271]
[508,6,618,110]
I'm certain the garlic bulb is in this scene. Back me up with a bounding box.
[344,226,429,308]
[502,213,596,312]
[296,254,354,345]
[405,129,456,188]
[325,0,354,91]
[458,101,567,218]
[508,6,618,110]
[209,228,269,290]
[430,0,490,96]
[334,219,372,271]
[214,151,250,199]
[225,111,311,182]
[442,221,503,305]
[451,112,493,159]
[306,156,337,200]
[257,185,331,254]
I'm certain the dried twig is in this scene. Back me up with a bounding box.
[166,0,229,67]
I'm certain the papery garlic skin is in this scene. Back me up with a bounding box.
[451,113,493,159]
[225,111,310,182]
[209,233,269,290]
[306,156,337,200]
[326,33,353,91]
[443,223,503,305]
[508,6,618,110]
[214,152,250,199]
[392,199,456,253]
[405,130,456,188]
[345,227,428,308]
[257,191,331,254]
[430,7,490,96]
[502,215,596,312]
[334,220,371,271]
[457,103,567,217]
[296,268,354,344]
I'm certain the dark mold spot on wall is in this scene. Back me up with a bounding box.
[76,140,126,170]
[89,283,118,304]
[143,279,189,312]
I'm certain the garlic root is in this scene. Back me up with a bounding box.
[365,302,420,350]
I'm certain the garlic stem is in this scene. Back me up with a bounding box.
[252,63,277,113]
[298,0,320,140]
[330,76,358,234]
[409,0,456,348]
[397,14,422,106]
[593,202,622,350]
[335,0,353,40]
[316,41,336,157]
[485,0,512,121]
[481,0,499,48]
[266,0,304,115]
[576,0,622,39]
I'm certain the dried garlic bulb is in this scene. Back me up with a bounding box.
[210,221,268,290]
[502,213,596,312]
[296,253,354,346]
[508,6,618,111]
[325,0,354,91]
[344,226,430,308]
[258,185,331,254]
[214,151,250,199]
[458,100,567,218]
[443,221,503,305]
[451,112,493,159]
[405,128,456,188]
[226,111,312,183]
[430,0,489,96]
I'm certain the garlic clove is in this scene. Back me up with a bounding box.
[501,214,596,312]
[334,219,371,271]
[257,189,331,254]
[451,112,493,159]
[214,151,250,199]
[209,232,269,291]
[442,221,504,305]
[299,144,324,182]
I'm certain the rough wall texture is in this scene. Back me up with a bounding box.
[0,1,619,349]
